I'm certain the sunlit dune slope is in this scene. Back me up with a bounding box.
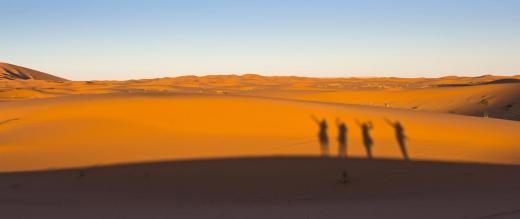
[287,83,520,120]
[1,93,519,172]
[0,63,67,82]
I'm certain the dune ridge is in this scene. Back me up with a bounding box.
[2,63,519,121]
[0,63,67,82]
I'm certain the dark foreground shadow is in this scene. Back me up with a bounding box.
[2,157,520,218]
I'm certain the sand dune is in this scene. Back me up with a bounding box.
[1,63,520,218]
[1,63,519,121]
[1,93,519,172]
[288,83,520,120]
[0,63,67,82]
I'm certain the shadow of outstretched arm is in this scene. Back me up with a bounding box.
[355,119,362,127]
[0,118,20,125]
[310,115,321,125]
[383,117,394,126]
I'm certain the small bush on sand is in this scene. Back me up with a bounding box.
[78,169,87,178]
[337,170,351,185]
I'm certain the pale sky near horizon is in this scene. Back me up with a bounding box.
[1,0,519,80]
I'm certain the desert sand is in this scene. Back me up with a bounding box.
[1,63,520,218]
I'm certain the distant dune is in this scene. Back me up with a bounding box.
[0,63,67,82]
[1,63,518,120]
[290,83,520,120]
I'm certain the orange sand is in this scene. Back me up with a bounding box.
[1,93,519,172]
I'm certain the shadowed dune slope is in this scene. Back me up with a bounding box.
[0,63,67,82]
[1,157,520,218]
[1,93,519,172]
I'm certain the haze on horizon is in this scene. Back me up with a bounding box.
[1,0,519,80]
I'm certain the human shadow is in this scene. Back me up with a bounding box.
[356,120,374,159]
[336,118,348,158]
[312,116,329,157]
[385,118,409,161]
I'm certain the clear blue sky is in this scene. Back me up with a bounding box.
[1,0,519,80]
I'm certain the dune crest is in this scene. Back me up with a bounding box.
[2,63,518,121]
[0,62,67,82]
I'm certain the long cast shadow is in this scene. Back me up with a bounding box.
[356,119,374,159]
[385,118,409,161]
[312,116,329,157]
[336,118,348,158]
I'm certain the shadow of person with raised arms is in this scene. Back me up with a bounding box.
[312,116,329,157]
[336,118,348,158]
[385,118,410,161]
[356,119,374,159]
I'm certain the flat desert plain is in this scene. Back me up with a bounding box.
[1,63,520,218]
